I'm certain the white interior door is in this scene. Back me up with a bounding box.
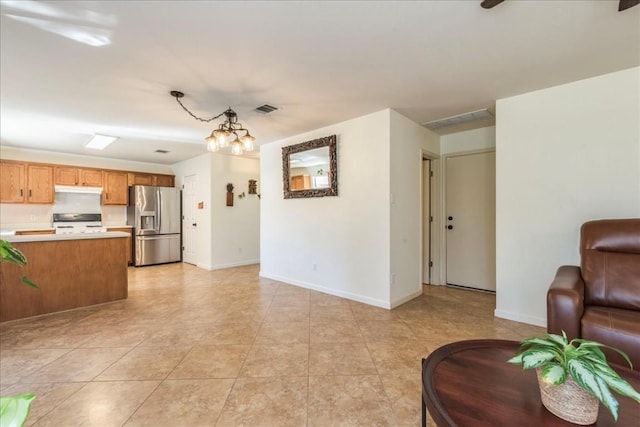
[445,151,496,291]
[182,174,197,265]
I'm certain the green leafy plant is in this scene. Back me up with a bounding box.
[0,239,38,288]
[0,394,36,427]
[508,331,640,421]
[0,240,38,427]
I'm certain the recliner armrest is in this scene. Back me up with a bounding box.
[547,265,585,340]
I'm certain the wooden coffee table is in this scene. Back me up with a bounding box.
[421,339,640,426]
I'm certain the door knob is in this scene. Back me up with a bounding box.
[448,216,453,221]
[447,225,453,230]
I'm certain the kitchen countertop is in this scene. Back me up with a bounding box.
[3,231,130,243]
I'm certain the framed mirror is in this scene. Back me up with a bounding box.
[283,134,337,199]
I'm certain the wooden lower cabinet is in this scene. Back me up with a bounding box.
[0,237,128,321]
[107,227,133,265]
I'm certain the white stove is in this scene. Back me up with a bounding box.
[53,213,107,234]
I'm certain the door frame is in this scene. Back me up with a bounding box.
[440,148,496,290]
[421,150,440,286]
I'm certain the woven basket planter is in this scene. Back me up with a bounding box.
[536,368,599,425]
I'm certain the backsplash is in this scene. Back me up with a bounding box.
[53,192,101,214]
[0,202,127,229]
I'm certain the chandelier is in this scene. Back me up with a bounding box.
[170,90,256,155]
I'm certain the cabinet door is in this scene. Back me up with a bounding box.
[81,169,103,187]
[0,162,26,203]
[54,166,79,185]
[129,173,154,186]
[106,228,133,265]
[27,165,54,204]
[103,172,128,205]
[154,174,175,187]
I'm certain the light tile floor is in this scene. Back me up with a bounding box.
[1,263,545,426]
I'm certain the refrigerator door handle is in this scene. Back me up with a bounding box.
[156,189,162,233]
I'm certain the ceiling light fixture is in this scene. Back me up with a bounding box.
[85,134,118,149]
[170,90,255,155]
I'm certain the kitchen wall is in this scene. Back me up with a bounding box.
[261,109,440,308]
[0,146,174,228]
[495,66,640,326]
[172,152,260,270]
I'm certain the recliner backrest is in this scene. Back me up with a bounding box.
[581,219,640,310]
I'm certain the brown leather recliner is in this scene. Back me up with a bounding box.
[547,218,640,370]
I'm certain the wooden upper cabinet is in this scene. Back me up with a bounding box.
[55,167,103,187]
[154,174,175,187]
[54,166,79,185]
[26,164,54,204]
[103,171,128,205]
[81,169,103,187]
[128,173,154,186]
[128,172,174,187]
[0,161,26,203]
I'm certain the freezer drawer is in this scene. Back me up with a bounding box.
[135,234,181,266]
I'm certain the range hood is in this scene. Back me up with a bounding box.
[54,185,103,194]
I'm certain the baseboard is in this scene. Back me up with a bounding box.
[390,289,423,309]
[259,271,390,309]
[195,260,259,271]
[494,309,546,328]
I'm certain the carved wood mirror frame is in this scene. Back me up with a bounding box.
[282,134,338,199]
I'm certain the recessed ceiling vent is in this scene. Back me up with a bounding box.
[155,149,170,154]
[423,109,493,130]
[255,104,278,114]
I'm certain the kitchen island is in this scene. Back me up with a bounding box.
[0,232,129,322]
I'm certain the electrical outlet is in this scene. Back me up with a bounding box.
[313,263,317,271]
[391,273,396,285]
[29,215,36,221]
[238,247,243,254]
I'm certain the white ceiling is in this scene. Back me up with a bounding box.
[1,1,638,165]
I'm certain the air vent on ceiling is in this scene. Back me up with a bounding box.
[155,149,170,154]
[423,109,493,130]
[255,104,278,114]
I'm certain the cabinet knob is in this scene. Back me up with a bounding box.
[447,225,453,230]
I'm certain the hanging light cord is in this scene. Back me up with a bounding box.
[170,91,226,123]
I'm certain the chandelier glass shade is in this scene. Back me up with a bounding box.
[170,90,255,155]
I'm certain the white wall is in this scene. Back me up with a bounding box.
[260,110,393,307]
[172,153,212,269]
[210,154,260,269]
[495,67,640,326]
[173,152,260,270]
[389,110,440,307]
[441,126,495,155]
[0,146,174,174]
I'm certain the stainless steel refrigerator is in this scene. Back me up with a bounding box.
[127,185,182,266]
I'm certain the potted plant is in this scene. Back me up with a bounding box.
[0,239,37,427]
[508,331,640,424]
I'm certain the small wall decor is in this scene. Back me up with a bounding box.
[226,183,234,206]
[248,179,257,194]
